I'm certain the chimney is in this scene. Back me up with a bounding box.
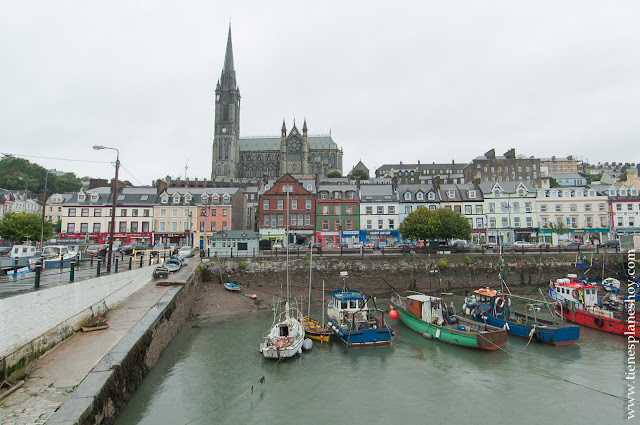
[504,148,516,159]
[356,177,361,191]
[484,149,495,159]
[418,160,421,165]
[315,173,320,189]
[433,175,441,190]
[156,179,168,195]
[391,176,398,192]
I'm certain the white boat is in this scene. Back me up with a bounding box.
[259,177,306,359]
[28,245,78,270]
[0,245,36,270]
[259,301,306,359]
[224,282,241,292]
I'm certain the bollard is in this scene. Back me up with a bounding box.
[34,261,42,288]
[231,248,233,258]
[207,248,210,257]
[97,258,101,276]
[148,253,152,266]
[140,255,143,268]
[70,262,75,282]
[60,255,64,270]
[90,255,94,266]
[13,257,19,274]
[129,256,133,270]
[115,258,119,273]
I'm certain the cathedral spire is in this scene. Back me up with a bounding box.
[220,25,236,90]
[302,118,308,135]
[282,119,287,136]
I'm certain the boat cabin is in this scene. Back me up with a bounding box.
[10,245,36,259]
[406,294,446,324]
[329,290,373,329]
[41,245,75,259]
[550,277,599,307]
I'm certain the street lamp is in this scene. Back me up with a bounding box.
[93,145,120,270]
[40,169,55,249]
[201,207,208,256]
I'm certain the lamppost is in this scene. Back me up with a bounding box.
[18,177,28,195]
[93,145,120,270]
[40,169,55,249]
[201,207,208,256]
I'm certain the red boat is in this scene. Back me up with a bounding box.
[549,275,639,338]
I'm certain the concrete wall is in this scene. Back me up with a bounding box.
[47,270,201,424]
[0,266,154,377]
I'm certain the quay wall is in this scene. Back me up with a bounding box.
[1,266,154,379]
[47,270,202,425]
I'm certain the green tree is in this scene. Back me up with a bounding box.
[399,206,440,241]
[0,156,82,195]
[549,221,569,236]
[350,168,369,180]
[434,208,472,241]
[0,212,53,243]
[327,171,342,178]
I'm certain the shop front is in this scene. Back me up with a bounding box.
[258,228,286,246]
[316,231,340,246]
[538,227,611,245]
[360,230,400,247]
[471,229,487,243]
[341,230,361,246]
[151,232,185,246]
[514,228,538,243]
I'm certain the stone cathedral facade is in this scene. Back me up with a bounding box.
[211,27,343,181]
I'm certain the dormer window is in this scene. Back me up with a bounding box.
[631,188,639,196]
[223,195,230,203]
[416,192,424,201]
[184,194,192,203]
[201,194,209,204]
[620,188,628,196]
[447,190,455,199]
[161,194,168,204]
[588,190,596,197]
[334,191,342,199]
[493,189,501,198]
[213,194,220,204]
[90,193,99,202]
[469,190,476,199]
[404,192,412,201]
[518,189,525,197]
[427,192,435,201]
[172,193,181,204]
[609,189,617,197]
[77,192,86,202]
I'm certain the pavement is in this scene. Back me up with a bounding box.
[0,261,197,425]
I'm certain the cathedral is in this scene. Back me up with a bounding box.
[211,27,343,181]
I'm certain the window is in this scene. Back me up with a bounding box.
[80,223,88,233]
[366,206,373,214]
[388,219,394,229]
[320,192,327,200]
[160,209,167,217]
[513,203,520,213]
[585,204,591,212]
[93,223,100,233]
[476,218,483,228]
[427,192,435,201]
[335,219,341,230]
[278,215,284,226]
[291,214,297,226]
[132,209,138,217]
[277,199,284,209]
[211,222,216,231]
[489,203,495,213]
[263,200,269,210]
[119,222,127,232]
[377,206,383,214]
[629,204,634,211]
[223,221,228,230]
[378,220,383,229]
[121,209,127,217]
[502,217,509,227]
[556,205,562,212]
[291,199,298,210]
[616,204,622,211]
[144,209,150,217]
[211,209,217,216]
[305,214,310,226]
[388,206,395,214]
[335,206,342,215]
[346,206,352,214]
[465,205,472,215]
[366,220,372,230]
[172,209,178,217]
[514,217,520,227]
[69,208,76,217]
[263,214,270,227]
[345,219,353,230]
[475,205,483,214]
[447,190,455,199]
[541,205,547,212]
[601,217,607,227]
[404,192,412,201]
[541,217,548,227]
[630,217,635,227]
[306,199,312,210]
[417,192,424,201]
[223,209,228,216]
[469,190,476,199]
[322,219,329,231]
[525,202,532,213]
[405,205,412,214]
[454,205,461,213]
[81,208,89,217]
[323,205,330,215]
[489,218,496,228]
[160,222,166,232]
[526,217,533,227]
[161,195,168,204]
[585,217,592,227]
[570,204,577,212]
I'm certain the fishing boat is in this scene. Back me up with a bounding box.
[28,245,77,270]
[327,286,394,347]
[463,288,580,345]
[164,257,182,272]
[549,275,640,338]
[391,293,507,350]
[224,282,241,292]
[300,244,332,343]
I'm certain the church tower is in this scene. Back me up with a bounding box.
[211,26,241,181]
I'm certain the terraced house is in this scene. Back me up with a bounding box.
[315,182,359,246]
[480,182,537,245]
[359,184,399,246]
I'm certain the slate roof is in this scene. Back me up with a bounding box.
[239,135,338,151]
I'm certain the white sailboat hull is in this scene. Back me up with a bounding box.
[260,316,305,359]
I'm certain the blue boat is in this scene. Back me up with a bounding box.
[327,289,394,347]
[224,282,241,292]
[463,288,580,346]
[164,257,182,272]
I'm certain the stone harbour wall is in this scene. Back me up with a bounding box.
[46,270,202,425]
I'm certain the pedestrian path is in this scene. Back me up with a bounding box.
[0,263,196,425]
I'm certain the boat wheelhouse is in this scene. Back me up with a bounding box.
[327,289,393,346]
[28,245,77,270]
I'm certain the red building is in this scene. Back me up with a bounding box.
[258,174,315,245]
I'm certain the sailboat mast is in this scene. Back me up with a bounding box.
[322,279,325,326]
[308,240,313,317]
[286,183,290,302]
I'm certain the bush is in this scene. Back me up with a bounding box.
[238,261,247,270]
[464,256,473,264]
[438,259,448,270]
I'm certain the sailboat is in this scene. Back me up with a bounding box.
[300,245,333,343]
[259,180,306,359]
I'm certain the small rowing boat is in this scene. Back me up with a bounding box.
[164,257,182,272]
[224,282,241,292]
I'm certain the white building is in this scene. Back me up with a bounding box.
[480,182,537,245]
[359,184,400,246]
[537,187,611,245]
[605,184,640,238]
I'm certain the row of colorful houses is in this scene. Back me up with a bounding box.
[45,174,640,249]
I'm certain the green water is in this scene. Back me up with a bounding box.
[116,300,631,425]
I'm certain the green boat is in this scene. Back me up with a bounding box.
[390,293,507,351]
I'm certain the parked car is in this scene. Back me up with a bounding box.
[536,242,552,248]
[560,241,583,247]
[86,244,108,258]
[178,246,193,260]
[272,243,283,249]
[598,239,619,248]
[513,241,535,247]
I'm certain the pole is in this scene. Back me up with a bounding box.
[308,241,313,318]
[107,150,119,271]
[40,171,50,249]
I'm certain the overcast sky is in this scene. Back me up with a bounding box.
[2,1,639,185]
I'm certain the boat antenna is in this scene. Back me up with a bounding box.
[308,240,313,318]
